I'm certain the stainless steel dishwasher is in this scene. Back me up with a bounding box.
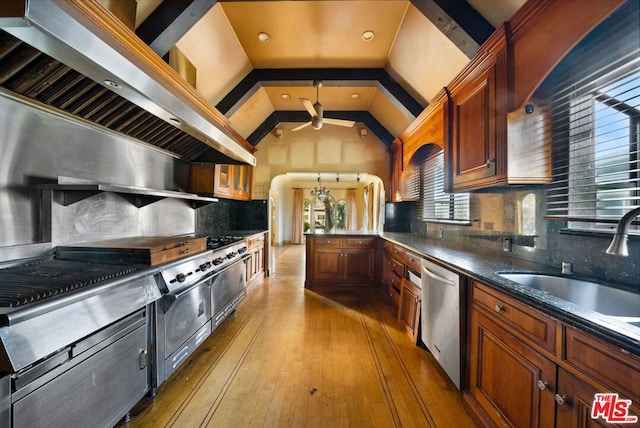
[421,259,461,389]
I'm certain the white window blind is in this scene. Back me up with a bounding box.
[420,151,471,224]
[545,1,640,234]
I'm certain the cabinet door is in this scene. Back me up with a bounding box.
[451,64,497,189]
[556,368,640,428]
[343,248,374,283]
[311,248,343,281]
[398,279,421,342]
[467,308,556,428]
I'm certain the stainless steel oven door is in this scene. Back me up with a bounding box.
[210,256,248,328]
[161,281,212,360]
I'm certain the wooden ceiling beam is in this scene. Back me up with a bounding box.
[410,0,494,58]
[244,111,394,148]
[216,68,424,119]
[135,0,217,57]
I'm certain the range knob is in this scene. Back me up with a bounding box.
[213,257,224,265]
[176,273,186,283]
[199,262,211,272]
[238,246,247,254]
[227,252,237,259]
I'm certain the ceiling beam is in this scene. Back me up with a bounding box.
[135,0,217,57]
[246,111,394,147]
[410,0,494,58]
[217,68,424,119]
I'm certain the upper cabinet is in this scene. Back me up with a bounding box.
[398,1,626,193]
[447,26,508,191]
[189,164,253,201]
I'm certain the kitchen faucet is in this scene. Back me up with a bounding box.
[605,206,640,256]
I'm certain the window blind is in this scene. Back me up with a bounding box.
[545,0,640,233]
[420,151,471,224]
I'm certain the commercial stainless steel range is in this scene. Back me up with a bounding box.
[0,258,161,428]
[153,236,248,386]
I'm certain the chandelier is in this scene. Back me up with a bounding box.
[310,174,330,197]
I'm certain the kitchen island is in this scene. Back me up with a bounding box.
[304,231,380,288]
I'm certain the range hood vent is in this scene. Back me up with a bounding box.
[0,0,255,165]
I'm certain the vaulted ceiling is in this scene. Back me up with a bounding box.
[132,0,525,147]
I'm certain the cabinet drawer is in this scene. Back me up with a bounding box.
[343,237,376,248]
[313,237,343,247]
[405,252,422,272]
[564,326,640,403]
[390,258,405,278]
[471,281,557,354]
[247,235,264,248]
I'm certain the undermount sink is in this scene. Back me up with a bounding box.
[497,273,640,320]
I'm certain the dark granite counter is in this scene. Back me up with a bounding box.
[380,232,640,357]
[305,230,380,237]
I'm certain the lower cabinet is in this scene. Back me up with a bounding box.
[466,307,556,428]
[397,278,421,343]
[245,232,266,289]
[305,236,376,287]
[465,280,640,428]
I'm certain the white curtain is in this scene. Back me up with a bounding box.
[346,189,358,230]
[291,189,304,244]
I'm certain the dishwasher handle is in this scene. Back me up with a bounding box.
[422,265,456,286]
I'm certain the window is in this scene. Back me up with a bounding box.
[545,1,639,234]
[336,199,346,230]
[420,151,471,224]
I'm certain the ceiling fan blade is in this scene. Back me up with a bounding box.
[291,121,312,131]
[324,118,355,128]
[300,98,318,118]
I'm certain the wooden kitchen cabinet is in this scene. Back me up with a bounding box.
[381,241,405,308]
[465,280,640,428]
[555,368,640,428]
[189,163,252,201]
[448,26,508,192]
[466,306,557,428]
[398,278,421,343]
[305,236,376,287]
[245,232,266,291]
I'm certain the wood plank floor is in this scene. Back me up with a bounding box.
[123,244,475,427]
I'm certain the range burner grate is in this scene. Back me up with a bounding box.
[206,236,244,250]
[0,259,139,308]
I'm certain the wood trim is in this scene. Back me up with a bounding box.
[509,0,627,109]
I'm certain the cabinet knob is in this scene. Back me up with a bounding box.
[555,394,570,406]
[537,380,551,391]
[494,304,505,313]
[486,158,495,168]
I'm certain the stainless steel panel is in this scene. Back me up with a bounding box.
[12,322,148,428]
[211,258,247,326]
[0,92,193,251]
[421,260,461,389]
[0,274,160,372]
[162,282,212,358]
[163,322,211,381]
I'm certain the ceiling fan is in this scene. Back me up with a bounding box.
[291,80,355,131]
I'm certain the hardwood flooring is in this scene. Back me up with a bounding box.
[123,244,475,427]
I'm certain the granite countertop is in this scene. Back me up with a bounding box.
[380,232,640,357]
[305,230,380,236]
[226,230,268,237]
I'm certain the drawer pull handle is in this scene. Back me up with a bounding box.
[555,394,570,406]
[179,248,190,255]
[494,305,505,313]
[537,380,550,391]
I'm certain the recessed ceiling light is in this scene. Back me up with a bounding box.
[169,117,182,126]
[104,79,120,89]
[281,93,290,99]
[361,30,375,41]
[351,93,360,99]
[257,32,270,42]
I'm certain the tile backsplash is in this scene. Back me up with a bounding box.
[402,188,639,290]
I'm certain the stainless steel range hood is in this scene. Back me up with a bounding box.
[0,0,256,166]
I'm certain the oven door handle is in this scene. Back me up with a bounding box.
[208,255,251,280]
[163,279,209,312]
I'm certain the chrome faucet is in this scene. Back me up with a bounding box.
[606,206,640,257]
